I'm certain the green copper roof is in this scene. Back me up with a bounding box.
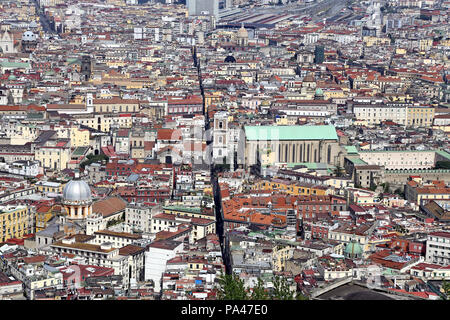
[344,146,359,154]
[346,156,367,165]
[163,206,202,214]
[435,150,450,161]
[1,61,31,69]
[287,162,336,170]
[344,241,363,256]
[244,125,338,141]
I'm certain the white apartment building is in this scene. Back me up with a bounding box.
[50,238,129,286]
[144,240,184,292]
[426,232,450,266]
[125,204,158,233]
[359,150,436,170]
[353,104,407,125]
[353,104,434,127]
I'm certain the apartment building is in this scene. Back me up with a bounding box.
[425,232,450,266]
[0,205,35,243]
[353,103,434,127]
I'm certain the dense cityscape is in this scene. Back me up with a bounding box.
[0,0,449,302]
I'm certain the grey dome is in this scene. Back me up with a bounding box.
[63,179,92,204]
[22,31,36,42]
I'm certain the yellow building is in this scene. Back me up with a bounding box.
[363,36,390,47]
[35,181,63,194]
[93,97,140,114]
[419,39,432,51]
[0,205,34,242]
[70,127,90,147]
[272,245,295,272]
[323,88,346,100]
[204,91,222,112]
[35,205,60,232]
[253,180,327,196]
[407,106,435,127]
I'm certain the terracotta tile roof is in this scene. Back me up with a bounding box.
[157,128,182,140]
[23,255,47,264]
[119,244,146,256]
[92,197,126,218]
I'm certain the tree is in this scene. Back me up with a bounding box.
[216,274,248,300]
[250,278,269,300]
[394,188,405,198]
[296,293,309,300]
[80,153,109,169]
[442,281,450,300]
[271,276,295,300]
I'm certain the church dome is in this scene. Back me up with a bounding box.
[63,179,92,204]
[344,241,363,258]
[22,31,36,42]
[237,24,248,38]
[315,88,324,98]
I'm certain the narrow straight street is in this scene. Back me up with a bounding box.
[193,46,232,275]
[30,0,55,33]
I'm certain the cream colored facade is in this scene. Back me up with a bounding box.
[93,98,140,113]
[35,145,71,171]
[407,106,435,127]
[74,114,133,133]
[30,274,63,292]
[70,128,90,147]
[272,245,295,272]
[191,222,216,243]
[363,36,390,47]
[9,125,38,145]
[359,150,435,170]
[328,231,369,253]
[56,126,90,147]
[245,139,342,166]
[353,105,434,127]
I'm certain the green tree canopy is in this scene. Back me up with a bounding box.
[216,274,248,300]
[216,274,301,300]
[272,276,295,300]
[250,278,269,300]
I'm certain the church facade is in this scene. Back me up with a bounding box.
[243,125,343,167]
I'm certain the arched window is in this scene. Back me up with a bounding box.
[327,145,332,163]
